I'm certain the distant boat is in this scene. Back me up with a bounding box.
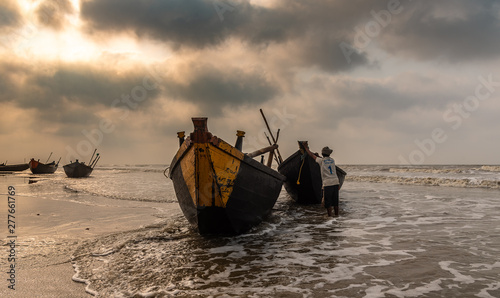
[278,142,347,204]
[168,117,286,235]
[29,159,59,174]
[0,163,29,172]
[29,153,60,174]
[63,150,100,178]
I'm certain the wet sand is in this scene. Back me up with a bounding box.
[0,175,178,297]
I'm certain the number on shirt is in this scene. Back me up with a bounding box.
[328,165,333,174]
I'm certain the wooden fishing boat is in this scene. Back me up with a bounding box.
[278,142,346,204]
[63,150,100,178]
[168,118,286,235]
[63,161,93,178]
[29,158,60,174]
[0,163,29,172]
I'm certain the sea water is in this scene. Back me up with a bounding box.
[1,164,500,297]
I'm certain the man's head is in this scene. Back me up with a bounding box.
[321,146,333,157]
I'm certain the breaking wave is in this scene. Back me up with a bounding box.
[480,165,500,172]
[346,175,500,189]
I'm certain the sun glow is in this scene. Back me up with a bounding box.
[9,0,170,64]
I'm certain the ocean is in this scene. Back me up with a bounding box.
[1,164,499,297]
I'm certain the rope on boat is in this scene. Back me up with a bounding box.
[164,166,170,179]
[204,144,226,208]
[297,154,306,185]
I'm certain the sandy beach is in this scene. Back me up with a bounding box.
[0,174,178,297]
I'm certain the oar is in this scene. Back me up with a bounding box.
[246,144,279,158]
[89,149,97,165]
[259,109,283,164]
[46,152,53,163]
[56,157,61,166]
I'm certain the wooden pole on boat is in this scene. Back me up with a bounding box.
[235,130,245,151]
[56,157,61,166]
[264,132,280,165]
[89,149,97,165]
[266,149,274,167]
[177,131,185,147]
[259,109,283,164]
[46,152,53,163]
[91,154,100,168]
[247,144,279,158]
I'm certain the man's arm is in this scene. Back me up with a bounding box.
[300,142,317,161]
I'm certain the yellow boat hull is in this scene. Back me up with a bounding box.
[169,118,285,235]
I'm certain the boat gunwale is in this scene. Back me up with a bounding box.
[63,161,93,170]
[278,150,302,171]
[279,149,347,177]
[170,136,285,182]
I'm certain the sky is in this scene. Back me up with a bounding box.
[1,0,500,165]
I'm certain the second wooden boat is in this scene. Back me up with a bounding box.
[63,161,93,178]
[29,157,60,174]
[168,118,286,235]
[63,150,100,178]
[278,142,347,204]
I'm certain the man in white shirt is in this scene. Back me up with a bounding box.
[302,143,340,217]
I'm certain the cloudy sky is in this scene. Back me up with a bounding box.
[1,0,499,165]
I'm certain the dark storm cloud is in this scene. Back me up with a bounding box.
[0,0,21,29]
[380,1,500,61]
[163,63,279,114]
[27,65,151,109]
[81,0,500,68]
[0,60,24,102]
[36,0,75,30]
[80,0,385,72]
[0,57,279,129]
[0,59,161,129]
[81,0,240,48]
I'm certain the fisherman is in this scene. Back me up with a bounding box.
[301,142,340,217]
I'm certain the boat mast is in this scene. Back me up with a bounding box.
[89,149,97,165]
[259,109,283,164]
[46,152,53,163]
[90,154,100,168]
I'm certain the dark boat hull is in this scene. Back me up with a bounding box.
[169,119,285,235]
[29,159,58,174]
[0,164,29,172]
[63,162,93,178]
[278,150,346,204]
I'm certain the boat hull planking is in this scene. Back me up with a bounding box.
[63,162,93,178]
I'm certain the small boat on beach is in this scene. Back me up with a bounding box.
[0,163,29,172]
[168,117,286,235]
[29,153,60,174]
[278,142,347,204]
[63,150,100,178]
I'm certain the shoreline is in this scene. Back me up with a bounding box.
[0,174,179,297]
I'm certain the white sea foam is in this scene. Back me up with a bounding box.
[480,165,500,172]
[346,174,500,189]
